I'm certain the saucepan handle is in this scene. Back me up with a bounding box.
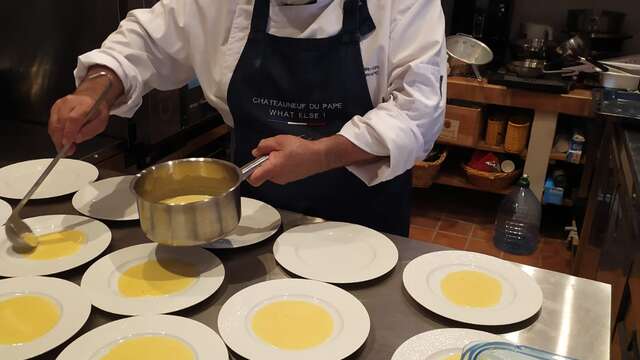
[240,156,270,182]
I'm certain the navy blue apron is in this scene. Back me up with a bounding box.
[227,0,411,236]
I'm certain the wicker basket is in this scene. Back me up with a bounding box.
[413,150,448,188]
[462,164,521,191]
[504,118,531,154]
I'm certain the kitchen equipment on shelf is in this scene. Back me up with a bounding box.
[506,59,546,78]
[447,34,494,80]
[486,112,507,146]
[413,147,447,189]
[600,69,640,91]
[512,38,548,60]
[521,22,554,41]
[132,156,268,246]
[567,9,626,35]
[494,175,541,255]
[504,116,531,154]
[463,164,521,191]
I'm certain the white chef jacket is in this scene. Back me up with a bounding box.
[75,0,447,186]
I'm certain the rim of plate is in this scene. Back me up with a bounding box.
[0,199,10,225]
[0,214,112,277]
[57,314,228,360]
[402,250,543,326]
[72,176,139,221]
[81,243,225,316]
[0,276,91,359]
[205,197,281,249]
[391,328,502,360]
[0,159,98,200]
[273,222,398,283]
[218,278,370,360]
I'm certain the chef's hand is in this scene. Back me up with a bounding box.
[48,66,124,155]
[248,134,379,186]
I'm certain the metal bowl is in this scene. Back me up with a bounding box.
[132,158,243,247]
[447,35,494,66]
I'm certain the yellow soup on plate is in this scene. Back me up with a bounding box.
[0,295,60,345]
[160,195,212,205]
[443,353,461,360]
[23,230,86,260]
[252,300,334,350]
[441,270,503,308]
[118,259,198,298]
[100,335,195,360]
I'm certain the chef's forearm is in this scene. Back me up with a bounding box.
[316,135,381,170]
[76,65,125,108]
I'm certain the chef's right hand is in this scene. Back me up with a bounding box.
[48,66,123,155]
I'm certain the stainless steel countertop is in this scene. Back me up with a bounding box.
[13,178,610,360]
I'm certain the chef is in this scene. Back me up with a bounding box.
[48,0,446,236]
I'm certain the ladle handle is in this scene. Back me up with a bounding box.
[240,156,270,182]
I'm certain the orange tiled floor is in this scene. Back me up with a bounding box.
[410,186,574,274]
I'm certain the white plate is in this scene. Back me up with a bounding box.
[72,176,139,221]
[0,215,112,277]
[0,276,91,359]
[0,199,10,225]
[273,222,398,283]
[391,328,502,360]
[403,250,543,326]
[57,314,228,360]
[81,243,225,316]
[205,197,281,249]
[0,159,98,200]
[218,278,370,360]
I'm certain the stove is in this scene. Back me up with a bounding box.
[486,71,576,94]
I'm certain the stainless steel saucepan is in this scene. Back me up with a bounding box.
[132,156,268,246]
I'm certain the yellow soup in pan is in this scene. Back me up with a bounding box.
[118,259,198,298]
[440,270,503,308]
[159,195,212,205]
[23,230,86,260]
[252,300,334,350]
[100,336,195,360]
[0,295,61,345]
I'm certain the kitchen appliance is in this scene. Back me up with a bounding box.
[447,34,494,79]
[521,22,554,41]
[132,156,268,246]
[600,70,640,91]
[566,9,632,59]
[0,0,225,171]
[449,0,514,66]
[487,72,575,94]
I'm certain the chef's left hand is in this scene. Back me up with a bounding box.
[248,135,328,186]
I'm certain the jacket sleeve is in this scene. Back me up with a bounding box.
[339,0,447,186]
[74,0,196,118]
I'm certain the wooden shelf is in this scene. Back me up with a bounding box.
[432,167,512,195]
[436,141,588,165]
[447,76,594,118]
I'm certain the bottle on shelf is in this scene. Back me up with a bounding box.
[493,174,541,255]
